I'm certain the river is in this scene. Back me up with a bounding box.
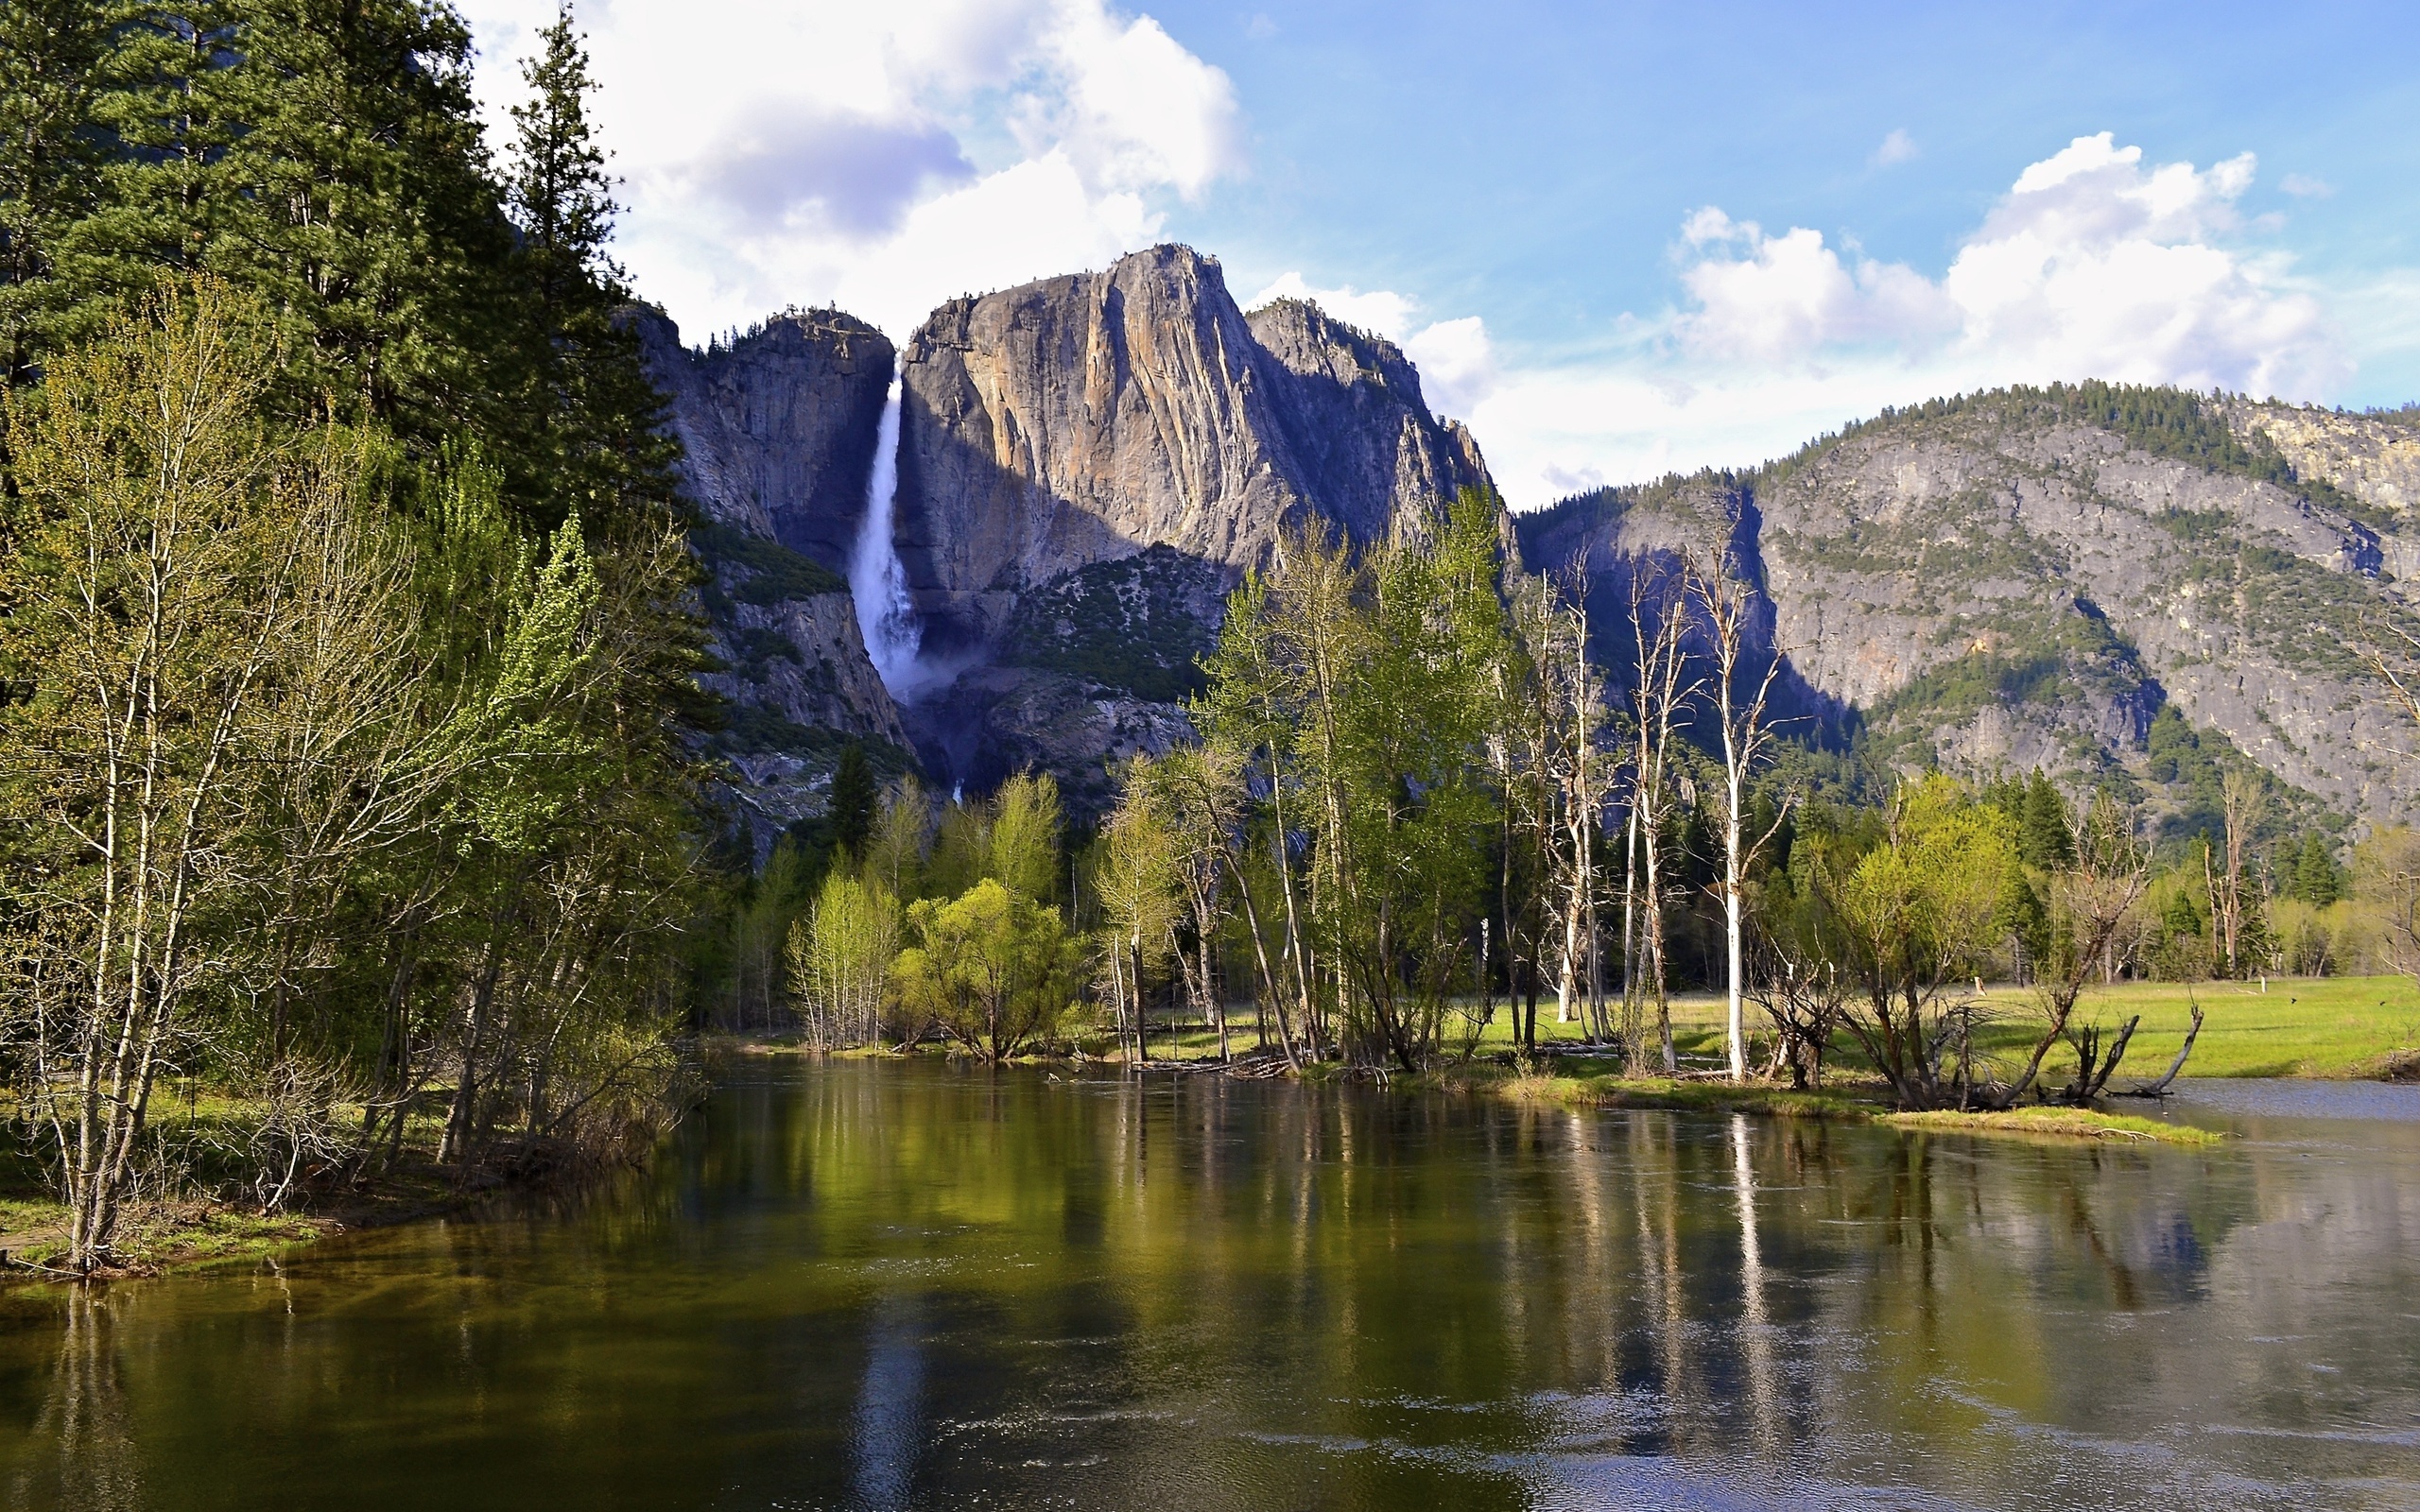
[5,1060,2417,1510]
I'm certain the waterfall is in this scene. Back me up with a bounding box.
[849,369,925,695]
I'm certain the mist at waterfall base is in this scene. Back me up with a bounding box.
[847,370,963,703]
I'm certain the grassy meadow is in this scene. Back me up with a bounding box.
[1134,973,2420,1082]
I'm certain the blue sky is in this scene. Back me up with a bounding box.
[461,0,2420,505]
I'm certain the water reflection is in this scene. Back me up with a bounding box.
[0,1061,2413,1511]
[850,1297,923,1509]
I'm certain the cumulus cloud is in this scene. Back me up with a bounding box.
[1245,275,1496,419]
[1246,271,1418,340]
[457,0,1242,340]
[1872,129,1919,167]
[1462,133,2352,506]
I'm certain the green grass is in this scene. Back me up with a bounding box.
[1958,975,2420,1080]
[1111,973,2420,1083]
[1881,1107,2222,1146]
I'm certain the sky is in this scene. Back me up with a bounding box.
[457,0,2420,507]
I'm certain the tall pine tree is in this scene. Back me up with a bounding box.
[500,1,682,536]
[2017,770,2076,871]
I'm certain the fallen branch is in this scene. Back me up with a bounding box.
[2117,997,2205,1098]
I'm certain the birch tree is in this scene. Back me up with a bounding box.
[0,280,340,1270]
[1690,547,1791,1083]
[1624,564,1699,1074]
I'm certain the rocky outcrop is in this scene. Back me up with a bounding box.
[636,308,909,837]
[893,244,1493,656]
[1520,395,2420,829]
[634,304,894,569]
[2221,399,2420,524]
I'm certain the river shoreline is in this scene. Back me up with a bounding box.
[25,1005,2409,1284]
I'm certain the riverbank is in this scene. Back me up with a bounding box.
[0,1166,468,1280]
[1416,1061,2223,1146]
[0,1084,661,1281]
[1119,975,2420,1081]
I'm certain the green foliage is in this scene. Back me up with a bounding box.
[2290,832,2342,907]
[786,867,898,1050]
[0,4,724,1259]
[894,879,1082,1059]
[2018,771,2077,870]
[826,744,878,859]
[1000,544,1223,702]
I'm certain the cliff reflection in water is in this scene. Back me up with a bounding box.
[2,1061,2416,1512]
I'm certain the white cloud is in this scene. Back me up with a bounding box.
[1462,133,2352,506]
[1247,271,1418,339]
[1402,317,1497,419]
[1245,275,1496,419]
[1872,129,1919,167]
[2280,172,2336,199]
[458,0,1242,341]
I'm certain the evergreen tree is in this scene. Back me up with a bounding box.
[826,742,878,858]
[1995,858,2050,973]
[32,2,509,433]
[500,0,680,534]
[2294,833,2341,906]
[2017,770,2075,870]
[0,0,132,387]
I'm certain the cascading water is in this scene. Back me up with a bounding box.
[849,368,925,695]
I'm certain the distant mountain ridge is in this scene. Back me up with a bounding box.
[636,245,2420,844]
[1518,384,2420,838]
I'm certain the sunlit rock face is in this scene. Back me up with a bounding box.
[892,243,1495,659]
[1520,398,2420,830]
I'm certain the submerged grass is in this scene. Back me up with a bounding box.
[1881,1108,2222,1146]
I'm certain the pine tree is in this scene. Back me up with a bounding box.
[500,0,681,535]
[509,3,621,307]
[2295,833,2340,907]
[827,743,878,858]
[0,0,133,387]
[2018,770,2075,871]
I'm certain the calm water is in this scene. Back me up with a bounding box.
[5,1061,2419,1511]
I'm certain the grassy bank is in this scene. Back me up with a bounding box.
[1412,1060,2219,1146]
[1880,1108,2224,1145]
[0,1089,505,1280]
[1125,974,2420,1082]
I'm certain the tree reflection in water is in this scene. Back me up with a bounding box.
[0,1062,2412,1512]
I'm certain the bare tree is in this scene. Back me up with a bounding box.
[1624,564,1700,1075]
[0,282,354,1271]
[1690,547,1793,1083]
[2214,768,2265,978]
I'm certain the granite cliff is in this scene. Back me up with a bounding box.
[893,243,1492,656]
[1519,388,2420,837]
[643,245,1495,817]
[633,307,909,831]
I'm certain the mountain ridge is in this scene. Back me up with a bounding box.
[638,245,2420,848]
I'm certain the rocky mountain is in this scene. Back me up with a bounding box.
[1519,386,2420,839]
[640,242,2418,849]
[894,244,1491,659]
[645,244,1495,819]
[632,307,909,831]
